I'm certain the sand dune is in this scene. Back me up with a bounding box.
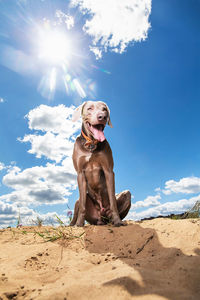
[0,218,200,300]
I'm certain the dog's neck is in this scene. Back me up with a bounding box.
[81,124,99,152]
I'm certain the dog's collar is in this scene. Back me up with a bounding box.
[81,130,99,151]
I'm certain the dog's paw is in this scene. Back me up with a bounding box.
[112,216,124,227]
[75,223,85,227]
[75,214,85,227]
[113,221,124,227]
[112,214,124,227]
[69,222,75,226]
[75,220,85,227]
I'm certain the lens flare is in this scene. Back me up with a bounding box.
[91,64,111,75]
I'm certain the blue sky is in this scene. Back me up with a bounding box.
[0,0,200,227]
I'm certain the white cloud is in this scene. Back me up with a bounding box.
[0,162,5,171]
[129,176,200,220]
[19,104,81,162]
[0,200,35,227]
[89,46,102,59]
[55,10,74,29]
[131,194,161,209]
[21,132,74,162]
[71,0,152,58]
[22,211,70,227]
[163,176,200,195]
[1,158,76,206]
[0,104,81,226]
[0,104,81,214]
[24,104,80,135]
[129,194,200,221]
[0,199,70,227]
[0,97,4,103]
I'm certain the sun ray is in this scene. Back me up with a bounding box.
[49,68,56,92]
[73,78,86,98]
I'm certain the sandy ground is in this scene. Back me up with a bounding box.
[0,218,200,300]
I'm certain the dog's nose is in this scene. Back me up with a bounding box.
[98,113,106,121]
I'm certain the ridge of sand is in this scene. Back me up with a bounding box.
[0,218,200,300]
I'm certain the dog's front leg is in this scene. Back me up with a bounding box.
[103,168,123,226]
[76,171,87,226]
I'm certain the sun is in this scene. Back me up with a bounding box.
[34,24,91,100]
[38,29,72,65]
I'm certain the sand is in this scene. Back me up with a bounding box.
[0,218,200,300]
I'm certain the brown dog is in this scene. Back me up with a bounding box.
[70,101,131,226]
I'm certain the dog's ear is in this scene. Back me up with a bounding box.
[72,102,86,122]
[108,117,113,128]
[106,104,113,128]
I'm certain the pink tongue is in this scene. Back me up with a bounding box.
[90,126,105,142]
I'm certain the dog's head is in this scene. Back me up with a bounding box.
[72,101,112,142]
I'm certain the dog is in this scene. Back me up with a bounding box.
[70,101,131,226]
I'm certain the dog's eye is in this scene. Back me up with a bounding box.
[102,107,107,111]
[88,107,92,111]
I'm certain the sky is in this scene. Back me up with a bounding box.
[0,0,200,227]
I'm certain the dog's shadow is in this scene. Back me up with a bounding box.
[84,222,200,300]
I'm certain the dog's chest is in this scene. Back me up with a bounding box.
[83,154,105,190]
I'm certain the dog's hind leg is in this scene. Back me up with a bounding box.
[70,200,79,226]
[116,190,131,220]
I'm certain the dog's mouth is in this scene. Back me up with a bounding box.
[87,122,106,142]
